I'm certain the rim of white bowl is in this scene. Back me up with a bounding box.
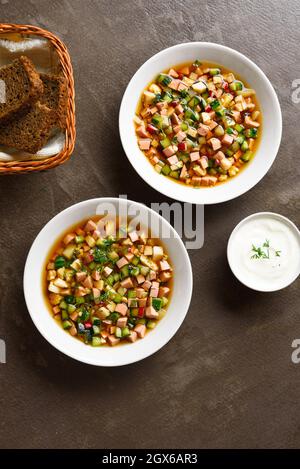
[227,212,300,292]
[23,198,193,366]
[119,42,282,205]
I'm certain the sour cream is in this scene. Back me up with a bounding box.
[227,213,300,291]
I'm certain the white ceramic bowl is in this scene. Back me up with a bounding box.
[23,198,193,366]
[119,42,282,204]
[227,212,300,292]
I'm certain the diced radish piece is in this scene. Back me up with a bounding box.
[146,124,158,134]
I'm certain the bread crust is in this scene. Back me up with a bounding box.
[40,73,68,129]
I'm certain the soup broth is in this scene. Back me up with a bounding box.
[135,60,262,188]
[44,216,173,347]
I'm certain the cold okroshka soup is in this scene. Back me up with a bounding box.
[135,60,262,187]
[44,216,173,347]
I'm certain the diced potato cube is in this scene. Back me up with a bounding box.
[152,246,164,261]
[53,278,69,289]
[144,245,153,256]
[85,235,96,247]
[48,282,61,294]
[149,83,161,94]
[192,81,207,93]
[143,90,156,105]
[63,244,76,260]
[70,259,81,271]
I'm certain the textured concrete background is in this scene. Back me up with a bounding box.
[0,0,299,449]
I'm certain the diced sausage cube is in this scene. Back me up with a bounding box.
[120,277,134,289]
[116,317,128,328]
[92,270,101,281]
[136,274,145,284]
[145,306,159,319]
[160,271,172,282]
[180,165,188,180]
[175,104,184,115]
[75,286,87,297]
[169,79,180,90]
[52,306,60,315]
[198,124,210,136]
[200,156,208,169]
[136,125,149,138]
[125,252,134,261]
[115,303,128,316]
[116,256,129,269]
[160,260,171,271]
[244,116,260,128]
[158,286,170,297]
[107,335,120,346]
[93,230,101,240]
[129,231,139,243]
[222,134,234,146]
[84,219,97,232]
[163,145,177,158]
[231,110,241,123]
[190,151,200,162]
[173,124,182,134]
[139,139,151,150]
[208,120,218,130]
[92,288,100,299]
[138,298,147,307]
[168,68,179,78]
[201,175,218,186]
[175,130,186,143]
[134,324,146,338]
[167,155,179,166]
[82,275,93,289]
[177,82,188,91]
[209,138,221,150]
[149,270,157,280]
[171,112,181,125]
[127,331,138,342]
[63,233,75,245]
[150,287,159,298]
[142,280,152,290]
[76,271,87,283]
[136,288,145,298]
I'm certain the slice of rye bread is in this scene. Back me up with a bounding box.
[0,56,44,122]
[0,102,55,153]
[40,73,67,129]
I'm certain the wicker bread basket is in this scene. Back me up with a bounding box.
[0,23,75,174]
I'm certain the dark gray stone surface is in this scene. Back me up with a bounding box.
[0,0,299,449]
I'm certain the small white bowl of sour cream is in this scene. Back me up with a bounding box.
[227,212,300,292]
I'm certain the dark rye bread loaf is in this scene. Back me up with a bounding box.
[40,73,67,129]
[0,56,43,122]
[0,102,54,153]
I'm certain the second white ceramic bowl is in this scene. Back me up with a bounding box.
[23,198,193,366]
[119,42,282,204]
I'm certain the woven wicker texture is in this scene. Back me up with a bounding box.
[0,23,75,174]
